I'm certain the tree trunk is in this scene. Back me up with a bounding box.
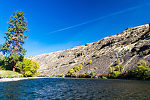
[13,60,16,72]
[13,67,15,72]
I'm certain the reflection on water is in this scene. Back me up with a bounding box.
[0,78,150,99]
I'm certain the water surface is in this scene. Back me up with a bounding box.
[0,78,150,100]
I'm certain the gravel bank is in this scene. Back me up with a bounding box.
[0,77,45,82]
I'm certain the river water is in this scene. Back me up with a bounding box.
[0,78,150,100]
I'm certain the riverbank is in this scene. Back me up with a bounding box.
[0,77,46,82]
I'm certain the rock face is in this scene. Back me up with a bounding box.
[29,24,150,76]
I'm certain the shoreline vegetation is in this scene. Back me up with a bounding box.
[44,59,150,80]
[1,75,149,83]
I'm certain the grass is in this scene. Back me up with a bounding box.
[0,70,23,78]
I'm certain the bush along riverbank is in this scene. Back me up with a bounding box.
[52,59,150,80]
[0,55,40,78]
[107,59,150,80]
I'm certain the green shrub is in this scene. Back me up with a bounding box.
[102,76,107,79]
[34,72,40,77]
[65,69,76,77]
[127,60,150,80]
[82,62,84,65]
[0,54,5,70]
[73,66,79,72]
[56,74,64,77]
[94,67,97,70]
[119,64,123,72]
[116,59,120,65]
[66,64,83,77]
[109,64,123,78]
[98,76,107,79]
[88,60,92,64]
[115,65,120,71]
[90,71,95,77]
[78,64,83,70]
[110,67,115,73]
[16,58,40,77]
[109,71,121,78]
[136,60,148,68]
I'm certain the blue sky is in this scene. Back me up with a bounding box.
[0,0,150,56]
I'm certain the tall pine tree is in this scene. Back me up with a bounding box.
[1,11,28,71]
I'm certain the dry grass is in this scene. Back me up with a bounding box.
[0,70,23,78]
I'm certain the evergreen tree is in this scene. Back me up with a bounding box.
[0,11,28,72]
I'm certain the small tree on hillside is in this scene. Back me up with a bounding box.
[88,60,92,73]
[0,11,28,72]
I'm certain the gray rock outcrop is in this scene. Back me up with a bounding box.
[29,24,150,76]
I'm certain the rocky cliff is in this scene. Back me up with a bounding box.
[29,24,150,76]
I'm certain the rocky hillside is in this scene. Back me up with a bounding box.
[29,24,150,76]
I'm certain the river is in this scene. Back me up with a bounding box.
[0,78,150,99]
